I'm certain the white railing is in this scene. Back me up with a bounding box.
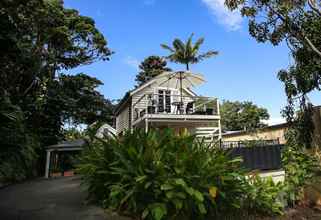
[132,94,219,121]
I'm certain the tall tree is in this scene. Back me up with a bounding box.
[0,0,112,141]
[220,100,269,132]
[225,0,321,147]
[161,34,218,70]
[225,0,321,57]
[135,56,171,86]
[0,0,113,180]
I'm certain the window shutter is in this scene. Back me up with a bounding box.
[165,90,171,113]
[158,90,164,113]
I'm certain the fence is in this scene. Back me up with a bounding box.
[221,139,280,149]
[227,144,283,171]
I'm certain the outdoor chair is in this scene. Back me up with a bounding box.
[205,108,214,115]
[147,105,156,114]
[186,101,195,114]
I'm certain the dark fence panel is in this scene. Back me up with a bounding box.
[221,139,280,149]
[227,144,283,171]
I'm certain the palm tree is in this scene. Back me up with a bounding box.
[161,34,218,70]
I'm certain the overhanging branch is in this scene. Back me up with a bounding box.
[308,0,321,16]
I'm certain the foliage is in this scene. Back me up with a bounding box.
[78,129,285,219]
[161,34,218,70]
[0,0,113,181]
[53,73,116,126]
[135,56,172,86]
[225,0,321,147]
[220,100,269,132]
[0,94,39,183]
[282,128,321,205]
[245,174,285,216]
[63,128,86,141]
[225,0,321,57]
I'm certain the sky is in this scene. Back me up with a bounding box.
[64,0,320,123]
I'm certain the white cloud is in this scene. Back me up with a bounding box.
[124,56,140,70]
[143,0,156,6]
[201,0,243,31]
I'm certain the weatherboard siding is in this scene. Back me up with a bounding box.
[116,105,130,135]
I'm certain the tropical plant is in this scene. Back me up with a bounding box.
[161,34,218,70]
[0,94,39,183]
[135,56,172,86]
[249,174,285,215]
[282,128,321,205]
[78,129,285,219]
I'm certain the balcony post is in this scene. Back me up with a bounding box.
[217,98,222,139]
[145,118,149,133]
[45,150,51,178]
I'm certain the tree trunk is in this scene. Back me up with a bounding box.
[186,63,189,71]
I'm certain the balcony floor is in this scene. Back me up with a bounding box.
[133,113,220,127]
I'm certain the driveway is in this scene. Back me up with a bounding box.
[0,176,129,220]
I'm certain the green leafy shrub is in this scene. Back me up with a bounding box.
[282,129,321,205]
[245,174,285,216]
[0,96,39,183]
[78,129,285,219]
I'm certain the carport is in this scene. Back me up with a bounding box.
[45,139,86,178]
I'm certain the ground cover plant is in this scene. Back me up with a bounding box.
[78,129,285,219]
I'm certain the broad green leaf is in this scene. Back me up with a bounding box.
[144,182,152,189]
[185,187,194,196]
[194,190,204,202]
[161,183,174,191]
[165,191,175,199]
[174,178,187,187]
[197,203,207,214]
[142,208,149,219]
[135,175,147,183]
[151,203,167,220]
[172,199,183,210]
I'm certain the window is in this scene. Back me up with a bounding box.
[158,89,171,113]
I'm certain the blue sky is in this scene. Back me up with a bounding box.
[64,0,320,122]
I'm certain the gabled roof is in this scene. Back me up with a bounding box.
[114,72,170,115]
[114,71,200,115]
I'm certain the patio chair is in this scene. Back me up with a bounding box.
[186,101,195,114]
[205,108,214,115]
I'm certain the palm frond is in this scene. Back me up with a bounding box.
[186,33,194,56]
[160,44,175,52]
[172,39,185,52]
[193,50,219,63]
[165,54,180,63]
[161,34,219,67]
[192,37,204,53]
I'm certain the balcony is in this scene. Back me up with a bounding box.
[132,93,220,127]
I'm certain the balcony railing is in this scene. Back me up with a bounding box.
[132,93,219,121]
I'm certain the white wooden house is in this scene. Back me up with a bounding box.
[114,72,222,141]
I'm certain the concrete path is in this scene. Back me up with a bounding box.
[0,176,129,220]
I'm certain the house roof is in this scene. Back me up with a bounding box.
[114,91,131,116]
[114,71,198,115]
[222,122,289,138]
[46,139,86,151]
[96,123,117,138]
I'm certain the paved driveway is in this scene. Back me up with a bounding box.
[0,176,129,220]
